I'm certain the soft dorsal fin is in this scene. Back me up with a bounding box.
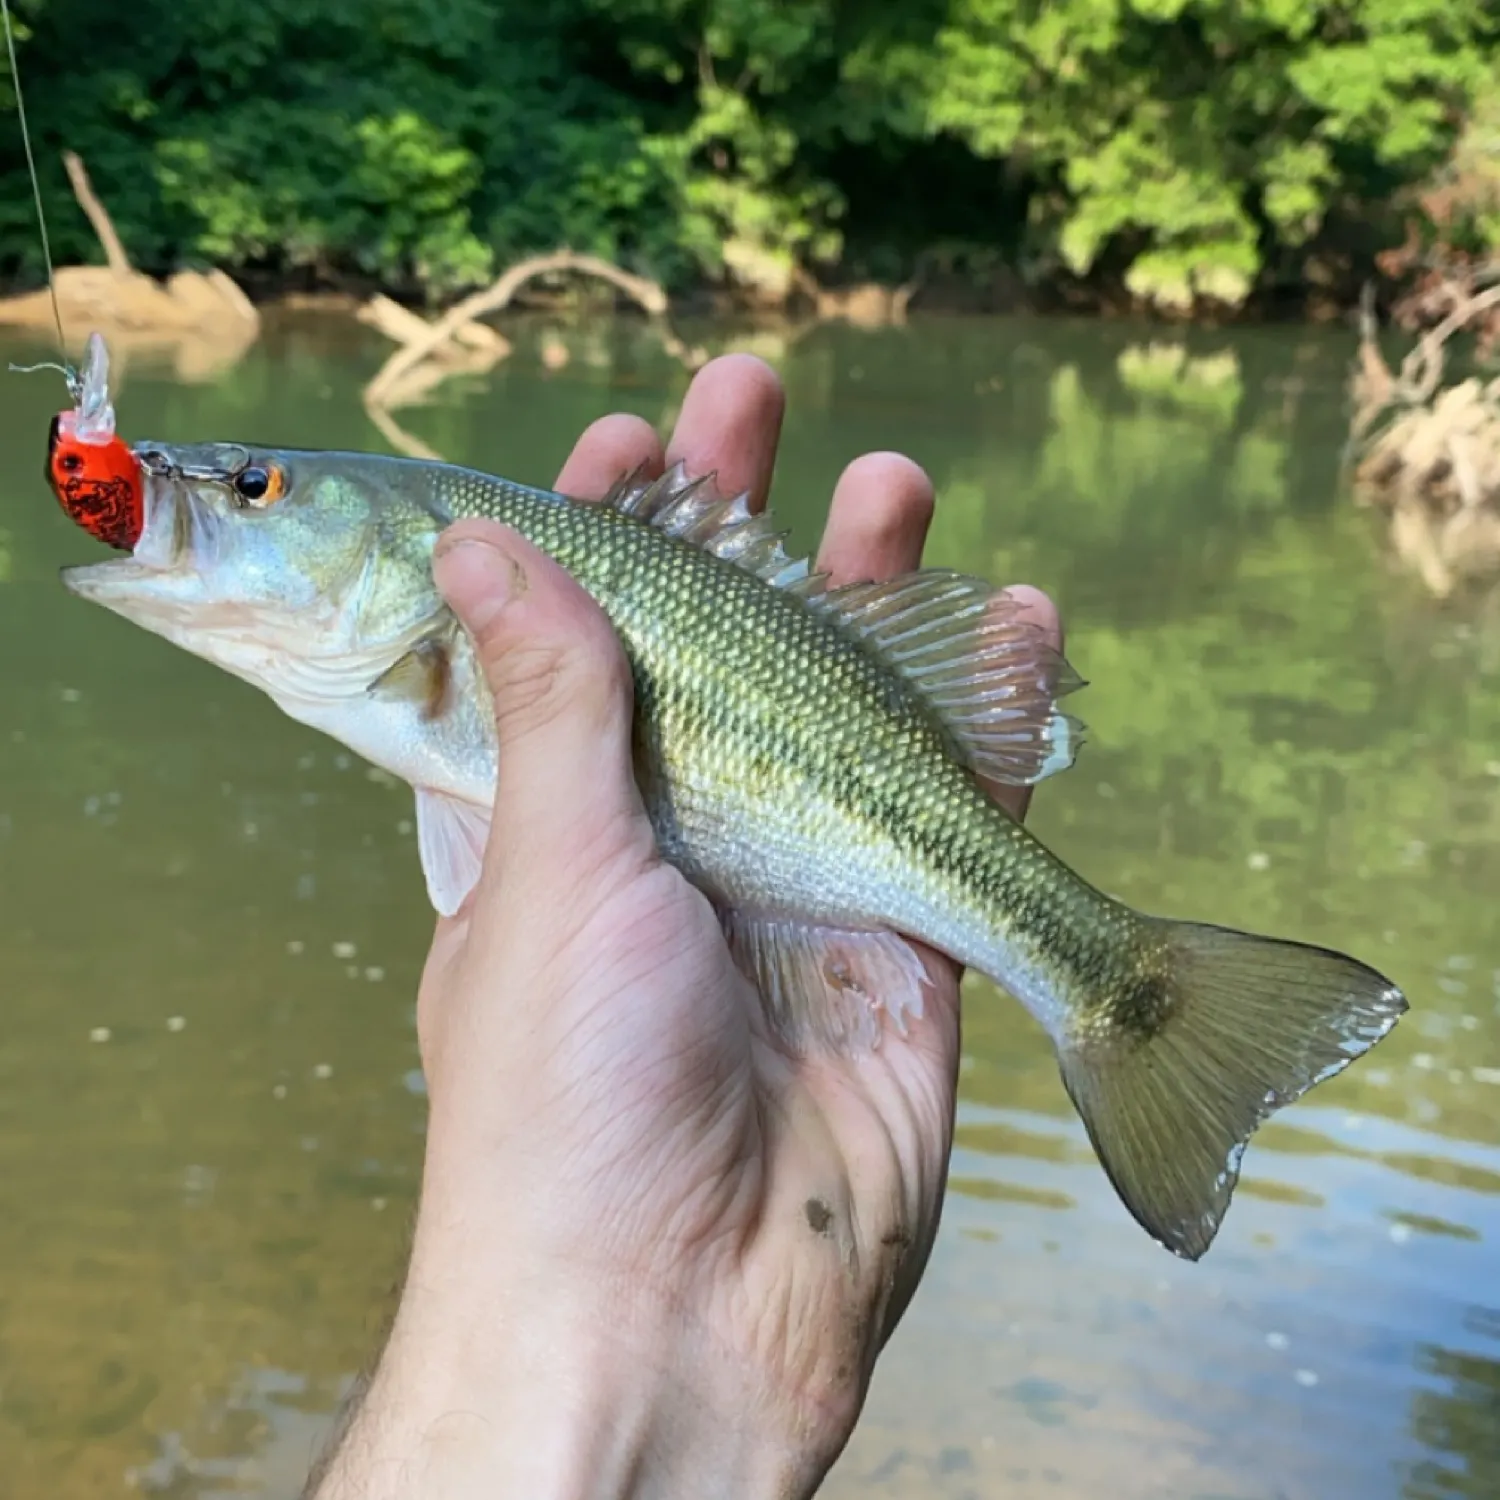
[818,572,1085,785]
[599,464,1083,785]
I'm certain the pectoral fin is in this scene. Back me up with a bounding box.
[369,636,453,721]
[414,788,492,916]
[722,911,931,1055]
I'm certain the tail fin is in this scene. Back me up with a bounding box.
[1057,920,1406,1261]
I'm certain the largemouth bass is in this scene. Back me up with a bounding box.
[55,430,1406,1260]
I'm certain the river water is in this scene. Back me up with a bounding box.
[1,312,1497,1499]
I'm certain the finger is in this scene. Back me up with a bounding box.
[665,353,785,513]
[554,412,664,500]
[815,452,935,585]
[433,521,652,895]
[816,453,1065,822]
[1003,584,1063,655]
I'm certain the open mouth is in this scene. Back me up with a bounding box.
[129,472,186,569]
[59,475,195,606]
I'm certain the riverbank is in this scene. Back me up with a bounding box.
[11,188,1500,605]
[0,256,1379,331]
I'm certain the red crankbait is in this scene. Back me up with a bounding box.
[41,331,145,551]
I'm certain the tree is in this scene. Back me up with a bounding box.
[0,0,1494,309]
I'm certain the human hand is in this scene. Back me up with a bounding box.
[311,355,1061,1499]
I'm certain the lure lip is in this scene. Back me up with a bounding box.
[44,409,60,488]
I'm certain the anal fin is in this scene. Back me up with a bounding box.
[723,912,930,1055]
[415,788,492,916]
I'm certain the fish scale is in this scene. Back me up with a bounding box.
[433,466,1057,970]
[57,436,1408,1261]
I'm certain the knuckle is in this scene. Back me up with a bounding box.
[491,636,571,732]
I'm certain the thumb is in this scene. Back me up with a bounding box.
[433,520,651,888]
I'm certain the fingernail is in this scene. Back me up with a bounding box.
[433,528,502,562]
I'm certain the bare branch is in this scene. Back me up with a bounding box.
[359,293,510,358]
[62,151,132,278]
[364,250,697,415]
[1397,280,1500,403]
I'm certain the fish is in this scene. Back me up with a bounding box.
[54,421,1407,1261]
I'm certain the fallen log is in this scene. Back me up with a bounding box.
[357,293,510,358]
[1348,272,1500,597]
[0,152,259,366]
[363,249,702,414]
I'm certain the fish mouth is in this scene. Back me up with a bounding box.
[60,472,205,608]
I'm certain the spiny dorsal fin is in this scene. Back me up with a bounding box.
[600,461,822,592]
[816,572,1086,786]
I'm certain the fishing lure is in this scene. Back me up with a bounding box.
[0,1,141,547]
[43,331,145,551]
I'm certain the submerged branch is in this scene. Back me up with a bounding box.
[363,250,703,418]
[366,401,445,463]
[358,293,510,359]
[1347,273,1500,597]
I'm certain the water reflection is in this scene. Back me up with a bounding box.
[1,312,1496,1497]
[1407,1310,1500,1499]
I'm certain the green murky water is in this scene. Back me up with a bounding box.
[1,313,1497,1499]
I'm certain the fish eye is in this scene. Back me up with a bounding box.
[60,452,83,473]
[232,463,286,508]
[235,466,270,500]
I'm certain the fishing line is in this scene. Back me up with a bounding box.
[1,0,67,358]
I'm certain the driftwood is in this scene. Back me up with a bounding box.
[1349,271,1500,597]
[0,152,260,379]
[62,150,131,278]
[364,250,703,409]
[793,268,924,327]
[361,250,707,459]
[358,293,510,358]
[364,401,444,464]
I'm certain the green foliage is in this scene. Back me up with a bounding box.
[154,109,493,293]
[644,83,844,299]
[1421,67,1500,256]
[0,0,1495,304]
[901,0,1491,308]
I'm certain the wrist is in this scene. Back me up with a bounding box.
[313,1217,831,1500]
